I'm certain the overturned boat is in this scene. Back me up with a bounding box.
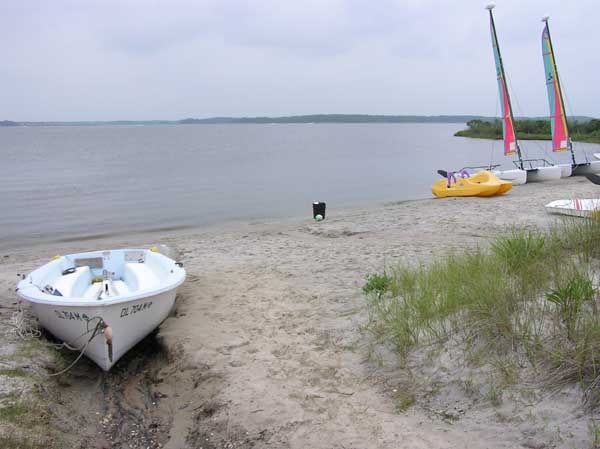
[16,248,186,371]
[545,199,600,218]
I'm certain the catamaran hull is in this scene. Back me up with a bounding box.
[493,169,527,185]
[526,165,562,182]
[557,163,573,177]
[28,289,176,371]
[572,161,600,176]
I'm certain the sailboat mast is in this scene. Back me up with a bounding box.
[487,5,524,169]
[542,16,575,164]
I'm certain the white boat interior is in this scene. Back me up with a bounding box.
[19,249,184,304]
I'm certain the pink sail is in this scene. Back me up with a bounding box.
[542,22,569,152]
[490,12,517,156]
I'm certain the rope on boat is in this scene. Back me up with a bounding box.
[9,300,42,340]
[9,300,108,376]
[48,318,107,377]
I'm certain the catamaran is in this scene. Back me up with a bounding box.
[486,4,562,183]
[541,16,600,175]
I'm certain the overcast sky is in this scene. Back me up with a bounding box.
[2,0,598,121]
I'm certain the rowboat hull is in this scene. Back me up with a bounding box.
[16,248,185,371]
[29,290,176,370]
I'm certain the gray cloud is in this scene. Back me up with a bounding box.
[2,0,598,120]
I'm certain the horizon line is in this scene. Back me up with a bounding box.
[2,113,596,126]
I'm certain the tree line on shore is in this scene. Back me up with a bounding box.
[455,119,600,144]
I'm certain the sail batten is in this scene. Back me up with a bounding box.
[542,21,570,152]
[489,10,517,157]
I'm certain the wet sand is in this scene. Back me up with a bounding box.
[1,176,598,448]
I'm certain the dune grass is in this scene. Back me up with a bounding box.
[363,219,600,406]
[0,436,43,449]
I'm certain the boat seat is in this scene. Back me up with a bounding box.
[122,263,160,292]
[83,282,103,299]
[52,266,92,298]
[113,280,130,295]
[82,279,132,299]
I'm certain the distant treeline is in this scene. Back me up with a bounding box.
[180,114,494,124]
[2,114,596,127]
[2,115,490,126]
[0,120,20,126]
[455,119,600,144]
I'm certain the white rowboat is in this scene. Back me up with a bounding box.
[16,248,186,371]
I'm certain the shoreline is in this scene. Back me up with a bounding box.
[1,195,430,255]
[455,130,600,144]
[2,176,599,448]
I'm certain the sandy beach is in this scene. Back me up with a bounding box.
[2,175,599,449]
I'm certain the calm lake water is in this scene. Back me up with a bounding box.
[1,123,598,250]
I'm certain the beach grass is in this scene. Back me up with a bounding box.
[0,402,29,423]
[0,368,30,379]
[0,436,43,449]
[363,219,600,405]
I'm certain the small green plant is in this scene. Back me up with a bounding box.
[392,386,416,413]
[588,420,600,449]
[0,401,29,423]
[362,273,392,296]
[0,368,30,379]
[546,272,596,341]
[485,383,503,407]
[0,436,44,449]
[458,378,479,398]
[557,218,600,260]
[491,230,546,272]
[492,357,519,387]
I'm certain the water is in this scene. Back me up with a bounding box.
[1,123,598,250]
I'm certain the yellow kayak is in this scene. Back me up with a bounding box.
[432,171,512,198]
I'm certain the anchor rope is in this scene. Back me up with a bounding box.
[9,300,108,376]
[48,319,106,377]
[9,300,42,340]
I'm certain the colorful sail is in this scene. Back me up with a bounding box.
[542,20,570,152]
[489,10,517,156]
